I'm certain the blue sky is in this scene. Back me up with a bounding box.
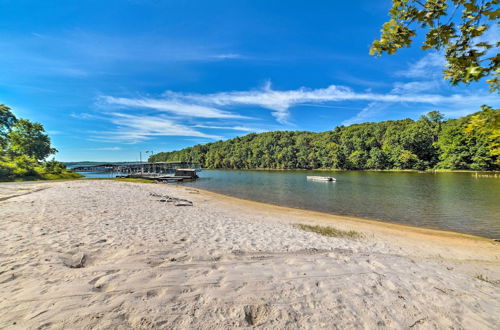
[1,0,498,161]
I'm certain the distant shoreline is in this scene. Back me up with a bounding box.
[63,163,500,174]
[197,168,500,174]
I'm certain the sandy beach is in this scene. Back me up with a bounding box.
[0,179,499,329]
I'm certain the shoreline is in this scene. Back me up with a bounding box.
[0,177,500,244]
[171,184,499,262]
[3,177,498,242]
[188,168,500,174]
[182,184,495,242]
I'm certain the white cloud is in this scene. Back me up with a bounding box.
[342,102,390,126]
[212,53,244,59]
[100,96,248,119]
[90,112,221,143]
[391,80,442,94]
[193,124,263,132]
[99,77,499,137]
[153,81,498,124]
[164,82,362,123]
[92,147,122,151]
[70,112,99,120]
[397,53,446,79]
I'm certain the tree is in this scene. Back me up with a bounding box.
[427,110,444,124]
[367,148,388,169]
[436,106,498,169]
[464,105,500,166]
[0,104,18,150]
[371,0,499,91]
[8,119,57,161]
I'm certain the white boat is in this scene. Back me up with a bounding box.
[306,176,336,182]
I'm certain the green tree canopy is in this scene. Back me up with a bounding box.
[8,119,57,161]
[0,104,18,150]
[150,109,499,171]
[371,0,499,91]
[0,104,78,181]
[0,104,17,131]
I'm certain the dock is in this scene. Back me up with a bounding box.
[71,162,200,182]
[306,176,336,182]
[71,162,199,173]
[124,169,198,182]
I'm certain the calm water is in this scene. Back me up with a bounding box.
[182,170,500,239]
[75,171,119,179]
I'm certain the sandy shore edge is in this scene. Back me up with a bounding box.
[170,183,499,262]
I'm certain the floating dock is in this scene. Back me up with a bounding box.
[306,176,336,182]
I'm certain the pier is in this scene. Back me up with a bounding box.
[125,169,198,182]
[71,162,200,182]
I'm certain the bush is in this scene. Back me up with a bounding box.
[12,155,38,176]
[42,159,67,174]
[0,155,82,181]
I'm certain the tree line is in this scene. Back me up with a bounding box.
[0,104,79,180]
[150,107,499,171]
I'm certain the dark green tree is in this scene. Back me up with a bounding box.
[0,104,18,150]
[8,119,57,161]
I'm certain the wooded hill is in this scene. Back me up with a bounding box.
[150,107,499,171]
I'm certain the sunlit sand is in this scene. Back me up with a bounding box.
[0,180,498,328]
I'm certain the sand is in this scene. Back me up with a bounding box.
[0,179,498,329]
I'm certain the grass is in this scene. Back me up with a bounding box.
[1,176,157,184]
[475,274,500,285]
[295,223,363,239]
[0,171,83,183]
[39,172,83,180]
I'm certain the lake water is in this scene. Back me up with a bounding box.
[75,171,120,179]
[181,170,500,239]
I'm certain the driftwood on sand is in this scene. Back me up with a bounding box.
[149,192,193,206]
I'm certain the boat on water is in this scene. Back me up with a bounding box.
[306,176,336,182]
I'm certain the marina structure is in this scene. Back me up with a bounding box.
[70,162,200,182]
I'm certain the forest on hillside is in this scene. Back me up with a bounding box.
[150,107,499,171]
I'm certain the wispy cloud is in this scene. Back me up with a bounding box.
[91,146,122,151]
[211,53,245,60]
[70,112,100,120]
[141,81,498,124]
[193,124,265,133]
[100,96,248,119]
[0,31,249,84]
[342,102,390,126]
[396,53,445,79]
[391,80,442,94]
[96,71,499,142]
[88,112,222,143]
